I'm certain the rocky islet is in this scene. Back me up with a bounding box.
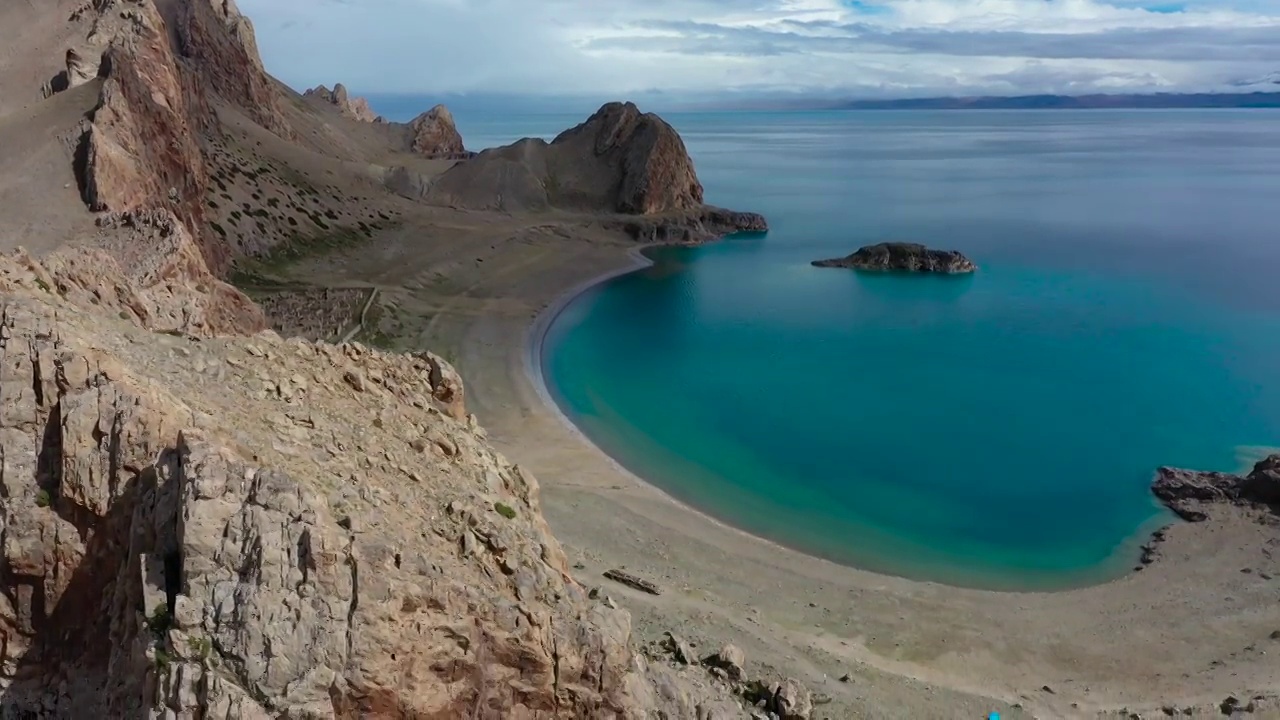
[812,241,977,273]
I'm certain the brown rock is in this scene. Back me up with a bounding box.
[771,678,813,720]
[0,262,746,718]
[66,47,98,88]
[604,568,662,595]
[427,101,700,215]
[177,0,292,139]
[1151,453,1280,521]
[421,351,466,420]
[304,82,381,123]
[422,101,768,239]
[812,242,977,273]
[704,643,747,680]
[408,104,467,157]
[555,101,704,214]
[663,631,696,664]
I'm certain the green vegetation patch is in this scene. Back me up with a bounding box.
[494,502,517,520]
[227,221,396,290]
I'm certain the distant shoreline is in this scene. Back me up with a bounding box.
[659,91,1280,113]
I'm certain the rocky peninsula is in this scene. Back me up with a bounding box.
[813,242,977,273]
[0,0,1275,717]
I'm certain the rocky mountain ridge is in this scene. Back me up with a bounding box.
[0,0,784,716]
[425,102,739,218]
[304,83,384,123]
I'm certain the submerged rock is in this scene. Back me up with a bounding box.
[812,242,976,273]
[1151,453,1280,521]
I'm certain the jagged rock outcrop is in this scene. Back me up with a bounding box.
[1152,454,1280,521]
[422,101,768,239]
[552,101,704,215]
[65,47,98,89]
[173,0,292,140]
[74,210,264,334]
[813,242,977,273]
[304,83,384,123]
[426,101,703,215]
[609,206,769,245]
[408,104,467,158]
[0,254,750,717]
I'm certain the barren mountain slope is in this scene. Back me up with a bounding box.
[0,1,780,717]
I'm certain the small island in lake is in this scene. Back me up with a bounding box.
[812,242,977,273]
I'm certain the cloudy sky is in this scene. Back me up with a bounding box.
[237,0,1280,102]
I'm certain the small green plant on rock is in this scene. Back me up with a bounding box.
[192,635,213,660]
[34,489,51,508]
[494,502,517,520]
[147,604,173,638]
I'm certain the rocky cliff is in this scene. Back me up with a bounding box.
[812,242,977,273]
[408,104,468,158]
[1152,454,1280,522]
[0,252,760,717]
[0,1,774,716]
[304,83,384,123]
[422,101,763,237]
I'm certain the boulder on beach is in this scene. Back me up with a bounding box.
[812,242,976,273]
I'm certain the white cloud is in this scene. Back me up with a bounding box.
[235,0,1280,99]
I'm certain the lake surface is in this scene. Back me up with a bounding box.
[469,109,1280,590]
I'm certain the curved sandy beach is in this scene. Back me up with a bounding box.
[298,213,1280,718]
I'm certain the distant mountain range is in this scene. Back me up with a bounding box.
[827,91,1280,110]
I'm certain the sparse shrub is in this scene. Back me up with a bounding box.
[494,502,517,520]
[147,604,172,637]
[191,636,213,660]
[34,489,51,507]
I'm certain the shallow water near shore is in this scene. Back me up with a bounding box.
[506,109,1280,590]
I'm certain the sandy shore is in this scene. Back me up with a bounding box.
[285,212,1280,718]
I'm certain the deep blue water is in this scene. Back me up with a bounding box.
[472,110,1280,590]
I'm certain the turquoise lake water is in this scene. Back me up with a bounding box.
[463,109,1280,590]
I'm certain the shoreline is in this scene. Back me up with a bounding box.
[521,237,1181,594]
[330,213,1280,716]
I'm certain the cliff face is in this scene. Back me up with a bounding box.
[408,104,467,157]
[1,1,764,716]
[304,83,383,123]
[550,101,704,215]
[0,256,664,717]
[423,102,757,231]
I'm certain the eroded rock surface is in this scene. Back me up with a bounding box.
[0,252,764,717]
[304,83,383,123]
[425,102,694,214]
[408,104,467,158]
[812,242,977,273]
[1153,454,1280,522]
